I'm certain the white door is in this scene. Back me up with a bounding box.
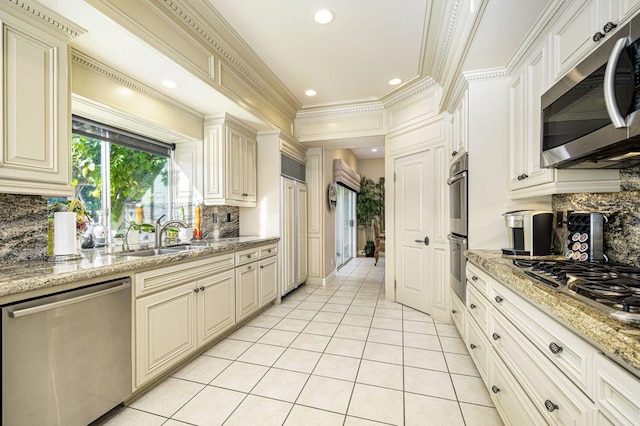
[296,182,308,283]
[395,151,433,313]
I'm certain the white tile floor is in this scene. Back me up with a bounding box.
[100,257,503,426]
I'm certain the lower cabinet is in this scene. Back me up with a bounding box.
[258,255,278,306]
[235,262,259,322]
[198,269,235,346]
[463,260,640,426]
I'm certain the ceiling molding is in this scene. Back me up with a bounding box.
[296,104,385,120]
[433,0,463,82]
[71,49,204,121]
[462,67,509,81]
[160,0,300,117]
[383,77,438,108]
[2,0,86,39]
[505,0,569,73]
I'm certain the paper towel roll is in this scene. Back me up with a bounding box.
[54,212,77,256]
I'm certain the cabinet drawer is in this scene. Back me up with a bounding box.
[135,253,235,297]
[465,316,489,382]
[236,247,260,265]
[450,292,466,340]
[467,284,490,334]
[490,309,595,425]
[259,243,278,259]
[489,347,547,426]
[490,281,595,396]
[593,353,640,425]
[466,262,491,297]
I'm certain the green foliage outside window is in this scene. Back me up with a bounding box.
[71,134,168,228]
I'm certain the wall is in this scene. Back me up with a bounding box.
[323,149,359,275]
[552,167,640,267]
[356,158,385,252]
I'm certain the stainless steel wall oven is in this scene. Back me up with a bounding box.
[447,153,468,302]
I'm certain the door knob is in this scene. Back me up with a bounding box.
[414,237,430,246]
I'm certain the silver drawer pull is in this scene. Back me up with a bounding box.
[492,333,501,341]
[491,386,500,394]
[470,343,477,350]
[544,400,559,412]
[267,249,272,253]
[472,276,478,281]
[470,303,477,309]
[247,254,251,258]
[494,295,503,303]
[549,342,563,354]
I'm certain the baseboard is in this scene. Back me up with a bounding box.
[322,268,337,286]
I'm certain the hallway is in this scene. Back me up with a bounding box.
[101,257,501,425]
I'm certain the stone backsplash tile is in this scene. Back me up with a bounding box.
[0,194,48,264]
[552,168,640,267]
[200,205,240,239]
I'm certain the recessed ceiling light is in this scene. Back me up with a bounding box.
[314,9,335,24]
[305,89,317,96]
[371,148,378,152]
[161,80,178,89]
[388,78,402,86]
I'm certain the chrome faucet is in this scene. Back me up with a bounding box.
[155,215,189,248]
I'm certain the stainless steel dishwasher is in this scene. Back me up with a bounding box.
[1,277,132,426]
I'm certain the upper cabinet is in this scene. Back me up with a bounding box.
[551,0,640,83]
[0,3,80,197]
[203,114,257,207]
[449,89,468,160]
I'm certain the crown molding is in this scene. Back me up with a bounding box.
[71,49,203,121]
[295,103,385,120]
[433,0,463,82]
[462,67,509,81]
[383,77,438,108]
[160,0,300,116]
[2,0,86,39]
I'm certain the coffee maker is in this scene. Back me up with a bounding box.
[502,210,553,256]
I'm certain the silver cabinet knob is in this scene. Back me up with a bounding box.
[451,309,457,314]
[194,288,200,293]
[472,276,478,281]
[492,333,501,341]
[470,343,477,349]
[470,303,477,309]
[199,286,205,291]
[494,296,504,303]
[544,400,559,412]
[549,342,563,354]
[491,386,500,394]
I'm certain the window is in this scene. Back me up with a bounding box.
[69,116,174,246]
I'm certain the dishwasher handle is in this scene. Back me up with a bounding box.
[8,280,131,318]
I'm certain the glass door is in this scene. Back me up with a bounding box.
[336,185,356,268]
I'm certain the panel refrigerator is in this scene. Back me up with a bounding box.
[281,176,308,296]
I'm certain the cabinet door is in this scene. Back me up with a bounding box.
[593,353,640,425]
[0,15,72,197]
[227,127,245,201]
[198,269,235,347]
[174,141,202,204]
[203,125,224,203]
[296,182,308,284]
[135,284,197,387]
[551,0,598,82]
[509,71,527,190]
[243,137,257,202]
[258,255,278,307]
[236,262,258,322]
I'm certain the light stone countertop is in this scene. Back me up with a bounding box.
[466,250,640,374]
[0,236,279,301]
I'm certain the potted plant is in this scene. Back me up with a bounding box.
[356,176,383,257]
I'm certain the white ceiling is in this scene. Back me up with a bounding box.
[40,0,551,159]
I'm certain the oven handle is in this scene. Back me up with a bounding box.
[447,171,467,185]
[604,36,629,129]
[447,234,467,244]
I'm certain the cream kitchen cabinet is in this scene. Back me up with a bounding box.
[235,243,279,322]
[203,113,257,207]
[448,89,468,160]
[0,4,75,197]
[133,253,236,389]
[508,45,619,199]
[550,0,640,83]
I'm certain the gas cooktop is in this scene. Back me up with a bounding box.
[510,259,640,322]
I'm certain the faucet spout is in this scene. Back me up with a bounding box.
[155,218,190,248]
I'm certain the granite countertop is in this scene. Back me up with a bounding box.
[0,236,279,301]
[466,250,640,374]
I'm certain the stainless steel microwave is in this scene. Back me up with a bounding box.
[541,15,640,169]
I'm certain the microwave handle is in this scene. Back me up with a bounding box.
[446,171,467,185]
[604,37,630,128]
